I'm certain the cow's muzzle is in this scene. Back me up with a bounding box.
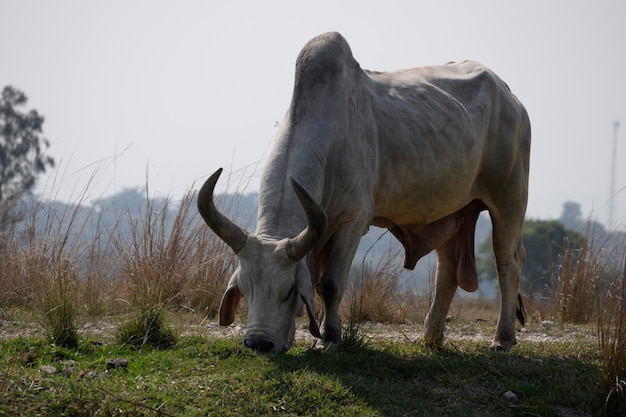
[244,338,276,352]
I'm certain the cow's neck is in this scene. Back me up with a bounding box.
[255,128,326,240]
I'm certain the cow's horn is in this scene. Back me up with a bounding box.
[197,168,248,253]
[286,177,327,261]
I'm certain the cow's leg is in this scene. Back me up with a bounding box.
[488,177,527,351]
[316,226,364,348]
[423,239,458,347]
[490,222,525,351]
[484,122,529,351]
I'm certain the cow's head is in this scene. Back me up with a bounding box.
[197,168,325,352]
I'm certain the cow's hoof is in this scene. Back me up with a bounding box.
[312,338,339,352]
[489,340,514,352]
[423,335,444,350]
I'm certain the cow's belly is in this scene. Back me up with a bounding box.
[372,175,478,226]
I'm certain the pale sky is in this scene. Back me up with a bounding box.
[1,1,625,227]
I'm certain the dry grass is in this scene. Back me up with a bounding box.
[543,223,626,416]
[117,188,205,309]
[340,244,415,324]
[555,235,604,324]
[597,253,626,416]
[114,186,234,347]
[10,195,93,348]
[0,179,237,348]
[342,245,407,325]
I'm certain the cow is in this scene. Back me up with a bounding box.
[197,32,530,353]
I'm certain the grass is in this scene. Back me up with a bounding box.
[0,320,604,417]
[597,254,626,416]
[116,302,176,349]
[345,244,407,325]
[1,173,625,415]
[556,235,603,324]
[549,228,626,416]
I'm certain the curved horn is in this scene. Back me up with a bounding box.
[286,177,327,261]
[197,168,248,253]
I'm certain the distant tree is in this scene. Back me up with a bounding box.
[477,219,584,295]
[0,86,55,229]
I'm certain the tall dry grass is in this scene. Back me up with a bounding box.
[545,222,626,415]
[117,188,202,309]
[114,187,235,347]
[0,178,237,347]
[555,235,604,323]
[343,245,406,325]
[5,195,93,347]
[597,253,626,416]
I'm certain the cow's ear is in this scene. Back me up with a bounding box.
[296,264,321,338]
[219,281,242,326]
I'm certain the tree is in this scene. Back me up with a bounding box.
[521,220,585,293]
[477,219,584,295]
[0,86,55,229]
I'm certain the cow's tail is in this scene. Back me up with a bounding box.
[515,293,526,326]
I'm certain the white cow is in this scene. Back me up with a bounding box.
[198,32,530,352]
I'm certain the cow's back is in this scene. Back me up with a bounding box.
[365,61,529,224]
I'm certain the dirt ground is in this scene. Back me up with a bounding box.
[0,310,598,348]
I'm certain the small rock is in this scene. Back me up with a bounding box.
[503,390,518,402]
[541,320,554,329]
[40,365,57,375]
[106,357,129,370]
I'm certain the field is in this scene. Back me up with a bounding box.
[0,311,606,417]
[0,189,625,416]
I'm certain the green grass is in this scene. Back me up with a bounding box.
[0,322,603,417]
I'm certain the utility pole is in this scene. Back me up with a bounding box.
[608,120,620,228]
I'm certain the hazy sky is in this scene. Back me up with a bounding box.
[1,1,625,227]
